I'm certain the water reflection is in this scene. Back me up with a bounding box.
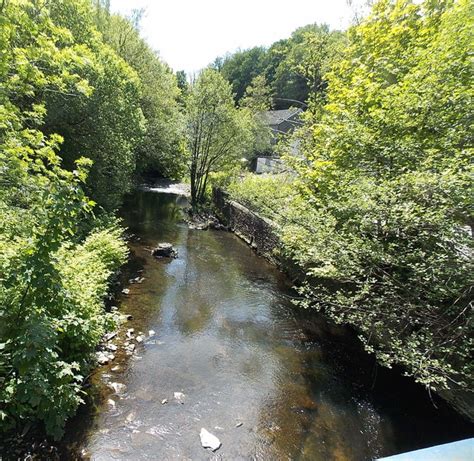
[64,191,473,460]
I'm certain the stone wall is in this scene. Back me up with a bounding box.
[212,188,281,266]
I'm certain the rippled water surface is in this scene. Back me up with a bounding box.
[64,190,473,460]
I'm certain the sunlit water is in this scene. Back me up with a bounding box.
[63,190,473,460]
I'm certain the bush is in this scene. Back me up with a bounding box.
[0,142,127,439]
[227,173,296,218]
[232,0,474,392]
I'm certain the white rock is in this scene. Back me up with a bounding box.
[109,382,126,394]
[148,330,156,337]
[107,399,116,409]
[96,352,109,365]
[122,288,130,295]
[111,365,121,372]
[161,399,168,405]
[135,335,145,343]
[104,332,117,341]
[200,428,221,451]
[106,344,118,352]
[173,392,185,403]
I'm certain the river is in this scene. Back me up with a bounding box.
[62,189,473,460]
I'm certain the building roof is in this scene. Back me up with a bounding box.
[262,108,302,127]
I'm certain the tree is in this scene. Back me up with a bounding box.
[185,69,253,209]
[0,0,127,438]
[218,47,268,102]
[241,76,273,154]
[283,25,346,105]
[37,0,145,210]
[93,9,185,180]
[176,70,189,106]
[270,24,345,107]
[284,0,474,391]
[214,24,344,109]
[241,75,273,112]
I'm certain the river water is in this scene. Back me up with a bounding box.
[63,189,473,460]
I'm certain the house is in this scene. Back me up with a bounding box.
[252,108,302,174]
[261,107,303,142]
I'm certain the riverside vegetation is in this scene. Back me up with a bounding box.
[0,0,472,452]
[0,0,184,441]
[227,0,473,395]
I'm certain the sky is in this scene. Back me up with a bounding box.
[109,0,357,75]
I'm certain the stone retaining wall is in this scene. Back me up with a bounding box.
[212,188,281,266]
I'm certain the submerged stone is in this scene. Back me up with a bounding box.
[173,392,185,404]
[151,242,177,258]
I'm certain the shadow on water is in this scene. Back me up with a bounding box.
[61,190,473,461]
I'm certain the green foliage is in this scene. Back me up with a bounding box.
[282,25,346,106]
[241,75,273,112]
[185,69,256,208]
[95,9,185,180]
[240,76,273,155]
[216,24,345,108]
[176,70,189,106]
[291,0,474,390]
[0,144,127,438]
[217,47,268,102]
[0,0,145,210]
[228,0,473,391]
[0,0,128,438]
[227,173,296,218]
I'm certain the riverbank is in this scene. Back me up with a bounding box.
[212,186,474,423]
[53,188,472,460]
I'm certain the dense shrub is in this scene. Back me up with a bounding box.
[227,173,296,218]
[227,0,473,391]
[0,0,128,438]
[0,146,127,438]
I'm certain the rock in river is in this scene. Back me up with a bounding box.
[108,382,126,394]
[200,428,221,451]
[151,243,177,258]
[96,351,110,365]
[173,392,185,404]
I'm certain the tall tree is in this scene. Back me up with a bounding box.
[185,69,253,208]
[41,0,145,210]
[241,76,273,154]
[215,24,344,109]
[218,47,267,101]
[0,0,127,438]
[93,8,185,181]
